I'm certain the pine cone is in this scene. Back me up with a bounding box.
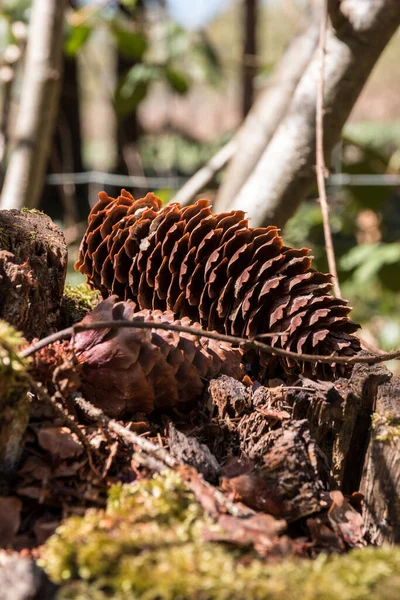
[73,296,244,417]
[75,190,361,379]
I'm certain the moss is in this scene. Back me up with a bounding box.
[0,320,29,398]
[21,207,45,215]
[40,472,400,600]
[58,283,101,327]
[372,412,400,442]
[27,230,37,241]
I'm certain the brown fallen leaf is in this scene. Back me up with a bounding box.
[328,490,366,548]
[0,497,22,548]
[307,516,345,552]
[38,427,83,460]
[17,456,52,482]
[221,474,285,517]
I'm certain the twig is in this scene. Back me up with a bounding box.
[72,394,253,518]
[73,394,178,468]
[21,317,400,367]
[21,319,283,358]
[316,0,341,297]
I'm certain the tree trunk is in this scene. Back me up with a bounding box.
[242,0,258,119]
[0,0,67,211]
[216,18,320,212]
[217,0,400,228]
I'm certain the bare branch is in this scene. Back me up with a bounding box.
[215,16,320,212]
[21,317,400,367]
[72,394,253,518]
[225,0,400,228]
[316,1,341,297]
[0,0,67,210]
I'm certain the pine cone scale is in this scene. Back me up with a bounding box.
[76,190,361,379]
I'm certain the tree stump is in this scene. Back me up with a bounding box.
[0,210,67,485]
[290,363,399,543]
[0,209,67,340]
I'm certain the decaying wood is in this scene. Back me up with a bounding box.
[360,375,400,545]
[0,389,29,486]
[168,423,220,483]
[0,210,67,340]
[290,362,400,543]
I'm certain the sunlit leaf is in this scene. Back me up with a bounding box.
[115,63,160,117]
[164,66,190,95]
[65,24,92,57]
[111,25,147,60]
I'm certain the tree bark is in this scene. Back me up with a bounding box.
[0,210,67,340]
[291,362,400,544]
[215,18,320,212]
[219,0,400,228]
[360,375,400,545]
[242,0,258,119]
[0,0,67,210]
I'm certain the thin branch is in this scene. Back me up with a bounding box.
[21,317,400,366]
[72,394,178,469]
[316,0,341,298]
[72,394,253,518]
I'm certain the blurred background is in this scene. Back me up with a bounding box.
[0,0,399,369]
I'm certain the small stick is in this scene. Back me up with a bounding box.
[72,393,253,518]
[316,0,341,298]
[21,318,400,366]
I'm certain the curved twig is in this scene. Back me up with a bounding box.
[21,318,400,366]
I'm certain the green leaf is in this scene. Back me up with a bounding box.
[164,66,190,95]
[111,25,147,60]
[115,64,159,117]
[65,24,92,57]
[119,0,137,7]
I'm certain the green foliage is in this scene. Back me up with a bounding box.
[110,24,147,61]
[164,65,190,95]
[340,243,400,292]
[0,320,28,399]
[65,24,92,57]
[372,412,400,442]
[283,135,400,356]
[115,63,160,117]
[41,472,400,600]
[59,283,100,327]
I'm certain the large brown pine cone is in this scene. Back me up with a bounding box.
[75,190,361,379]
[73,296,243,417]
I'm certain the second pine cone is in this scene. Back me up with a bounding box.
[75,190,361,379]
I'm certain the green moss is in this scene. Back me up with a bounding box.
[58,283,101,327]
[0,320,29,397]
[372,412,400,442]
[21,207,45,214]
[27,230,37,240]
[40,472,400,600]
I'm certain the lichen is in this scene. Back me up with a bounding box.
[58,283,101,327]
[40,472,400,600]
[372,412,400,442]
